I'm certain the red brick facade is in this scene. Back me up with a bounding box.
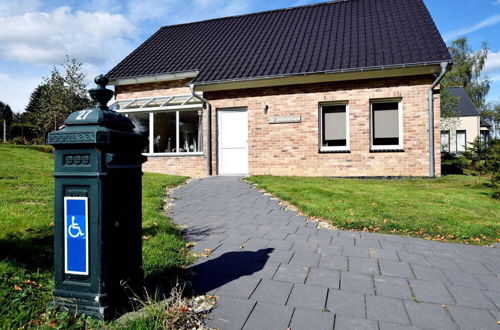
[115,75,441,177]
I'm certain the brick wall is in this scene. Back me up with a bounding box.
[114,75,441,177]
[206,75,441,177]
[115,79,192,99]
[143,155,206,177]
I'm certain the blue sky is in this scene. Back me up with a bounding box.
[0,0,499,113]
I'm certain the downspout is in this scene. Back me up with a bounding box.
[190,84,212,176]
[428,62,449,178]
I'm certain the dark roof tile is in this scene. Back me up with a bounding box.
[107,0,451,84]
[449,87,479,117]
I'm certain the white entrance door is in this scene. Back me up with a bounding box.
[218,109,248,175]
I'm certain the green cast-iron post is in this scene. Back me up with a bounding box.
[48,75,147,320]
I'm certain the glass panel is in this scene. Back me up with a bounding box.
[480,130,489,143]
[441,130,450,152]
[179,111,200,153]
[322,105,346,147]
[128,113,150,153]
[372,102,399,146]
[456,130,466,152]
[154,112,177,153]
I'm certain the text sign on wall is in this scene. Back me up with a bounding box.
[268,116,301,124]
[64,197,89,275]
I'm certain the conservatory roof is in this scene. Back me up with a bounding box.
[110,94,203,113]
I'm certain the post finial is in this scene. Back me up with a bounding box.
[89,74,114,110]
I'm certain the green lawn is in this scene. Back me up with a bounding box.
[0,144,190,328]
[247,175,500,245]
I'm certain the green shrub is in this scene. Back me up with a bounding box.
[441,153,470,174]
[10,136,27,145]
[21,144,54,154]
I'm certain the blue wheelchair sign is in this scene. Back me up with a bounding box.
[64,197,89,275]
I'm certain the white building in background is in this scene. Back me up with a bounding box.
[441,87,491,153]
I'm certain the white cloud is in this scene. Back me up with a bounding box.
[85,0,123,13]
[485,51,500,73]
[127,0,174,22]
[0,0,40,16]
[0,73,43,113]
[443,14,500,41]
[0,6,136,65]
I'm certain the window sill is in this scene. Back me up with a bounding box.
[144,152,205,157]
[319,149,351,153]
[370,149,405,153]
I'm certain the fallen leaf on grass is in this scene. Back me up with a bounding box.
[24,227,33,232]
[22,280,35,285]
[48,321,57,328]
[373,227,381,232]
[49,222,55,227]
[383,219,388,224]
[13,285,22,291]
[142,235,152,240]
[179,305,189,313]
[185,242,196,248]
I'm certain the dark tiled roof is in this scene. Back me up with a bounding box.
[448,87,479,117]
[107,0,451,84]
[480,118,491,128]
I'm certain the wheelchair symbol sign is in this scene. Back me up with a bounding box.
[68,216,84,238]
[64,197,89,275]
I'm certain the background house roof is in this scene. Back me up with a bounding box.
[448,87,479,117]
[106,0,451,84]
[480,118,491,128]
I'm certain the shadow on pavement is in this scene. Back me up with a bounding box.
[188,248,273,294]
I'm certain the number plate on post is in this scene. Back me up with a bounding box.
[64,197,89,275]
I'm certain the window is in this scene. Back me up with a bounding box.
[320,103,349,151]
[128,113,150,153]
[480,130,490,143]
[441,130,450,153]
[128,110,202,154]
[370,100,402,150]
[456,130,466,153]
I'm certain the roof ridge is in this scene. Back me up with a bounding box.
[159,0,352,30]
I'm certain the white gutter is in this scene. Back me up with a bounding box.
[428,62,449,178]
[189,84,212,176]
[109,71,199,86]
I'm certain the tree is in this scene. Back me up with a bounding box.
[481,102,500,139]
[28,57,93,138]
[441,38,490,120]
[23,84,49,137]
[0,101,13,142]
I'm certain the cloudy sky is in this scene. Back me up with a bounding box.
[0,0,499,113]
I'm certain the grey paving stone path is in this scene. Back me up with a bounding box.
[170,177,500,330]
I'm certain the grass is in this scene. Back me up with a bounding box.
[0,143,190,328]
[247,175,500,245]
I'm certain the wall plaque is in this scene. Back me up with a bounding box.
[268,116,301,124]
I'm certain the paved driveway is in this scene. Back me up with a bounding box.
[170,177,500,330]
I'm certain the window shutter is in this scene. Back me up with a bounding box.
[324,111,346,140]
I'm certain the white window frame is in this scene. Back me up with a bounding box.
[441,130,450,153]
[370,98,403,151]
[456,130,467,153]
[126,109,204,157]
[319,102,350,152]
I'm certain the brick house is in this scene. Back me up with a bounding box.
[107,0,451,178]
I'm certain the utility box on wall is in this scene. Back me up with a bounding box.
[48,75,146,320]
